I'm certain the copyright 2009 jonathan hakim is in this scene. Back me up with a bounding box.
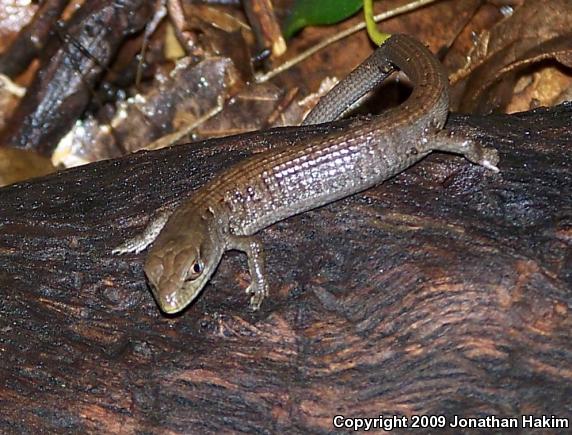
[332,414,569,431]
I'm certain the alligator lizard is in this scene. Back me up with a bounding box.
[113,34,499,314]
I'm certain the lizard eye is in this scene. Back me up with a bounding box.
[186,260,203,281]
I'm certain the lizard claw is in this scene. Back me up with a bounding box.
[455,139,500,173]
[477,147,500,173]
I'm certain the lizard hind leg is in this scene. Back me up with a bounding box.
[432,129,500,172]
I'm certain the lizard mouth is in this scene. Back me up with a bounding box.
[154,276,209,314]
[159,290,182,314]
[147,280,185,314]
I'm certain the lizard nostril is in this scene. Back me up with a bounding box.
[145,257,164,282]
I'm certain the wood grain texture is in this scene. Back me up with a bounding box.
[0,106,571,432]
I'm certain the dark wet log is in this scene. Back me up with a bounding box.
[0,106,571,432]
[0,0,153,155]
[0,0,69,78]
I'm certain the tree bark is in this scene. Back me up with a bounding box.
[1,106,571,432]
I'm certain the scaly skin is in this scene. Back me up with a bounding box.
[113,34,499,314]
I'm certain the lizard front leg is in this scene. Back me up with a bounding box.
[227,235,268,310]
[113,209,172,254]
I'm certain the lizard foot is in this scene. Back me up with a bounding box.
[246,280,269,311]
[462,141,500,173]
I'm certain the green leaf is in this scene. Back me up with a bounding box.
[283,0,364,40]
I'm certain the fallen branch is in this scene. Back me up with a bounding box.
[0,106,570,431]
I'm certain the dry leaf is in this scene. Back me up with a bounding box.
[0,0,36,52]
[0,147,55,187]
[452,0,572,113]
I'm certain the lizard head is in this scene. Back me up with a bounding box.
[144,210,224,314]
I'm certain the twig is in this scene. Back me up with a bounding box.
[255,0,440,83]
[142,96,225,150]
